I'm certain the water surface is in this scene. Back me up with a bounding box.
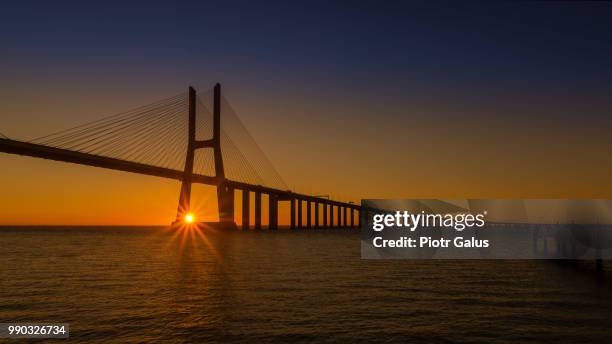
[1,226,611,343]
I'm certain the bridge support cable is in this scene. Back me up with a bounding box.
[218,96,288,190]
[29,93,189,170]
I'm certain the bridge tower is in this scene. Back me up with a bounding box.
[175,83,234,225]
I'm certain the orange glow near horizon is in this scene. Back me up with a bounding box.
[3,85,612,226]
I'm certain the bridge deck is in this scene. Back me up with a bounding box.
[0,138,359,209]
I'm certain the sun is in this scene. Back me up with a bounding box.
[184,213,195,224]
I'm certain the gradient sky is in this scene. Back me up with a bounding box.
[2,1,612,225]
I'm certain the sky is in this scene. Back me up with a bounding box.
[2,1,612,225]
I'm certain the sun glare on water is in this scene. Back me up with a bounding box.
[167,206,220,260]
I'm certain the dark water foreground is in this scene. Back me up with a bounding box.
[1,226,611,343]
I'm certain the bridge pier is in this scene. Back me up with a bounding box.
[242,190,250,230]
[329,205,334,227]
[290,198,296,229]
[307,201,312,229]
[350,208,355,228]
[337,206,341,227]
[269,194,278,230]
[360,209,368,230]
[297,199,303,229]
[315,202,319,228]
[218,183,235,224]
[335,206,342,227]
[344,207,347,227]
[336,205,340,227]
[323,203,328,227]
[255,191,262,229]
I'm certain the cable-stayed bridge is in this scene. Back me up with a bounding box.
[0,84,361,229]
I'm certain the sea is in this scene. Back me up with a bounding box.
[1,226,611,343]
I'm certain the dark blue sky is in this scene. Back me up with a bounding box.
[2,1,612,96]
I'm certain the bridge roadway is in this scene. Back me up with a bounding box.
[0,138,362,229]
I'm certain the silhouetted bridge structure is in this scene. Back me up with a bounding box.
[0,84,362,229]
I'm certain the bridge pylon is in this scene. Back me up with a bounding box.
[175,83,234,225]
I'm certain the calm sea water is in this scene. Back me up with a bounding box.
[1,226,611,343]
